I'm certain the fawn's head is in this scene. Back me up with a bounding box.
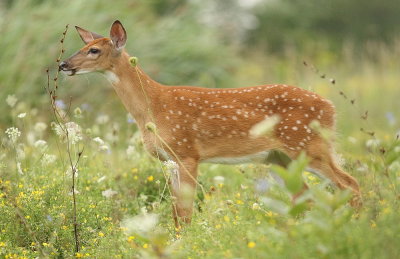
[59,20,127,76]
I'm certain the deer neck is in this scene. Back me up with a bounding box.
[104,52,160,127]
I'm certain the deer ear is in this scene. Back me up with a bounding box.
[110,20,127,51]
[75,26,104,44]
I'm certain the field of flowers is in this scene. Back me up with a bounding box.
[1,1,400,259]
[1,50,400,259]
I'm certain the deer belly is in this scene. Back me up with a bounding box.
[201,150,271,164]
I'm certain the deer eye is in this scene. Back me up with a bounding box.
[88,48,100,54]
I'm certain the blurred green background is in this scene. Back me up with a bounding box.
[1,0,399,141]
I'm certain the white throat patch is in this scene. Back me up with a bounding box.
[104,71,120,84]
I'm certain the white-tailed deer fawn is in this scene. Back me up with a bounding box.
[60,20,361,226]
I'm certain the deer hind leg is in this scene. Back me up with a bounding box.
[306,139,362,207]
[171,157,198,228]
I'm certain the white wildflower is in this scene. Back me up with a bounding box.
[34,122,47,132]
[213,175,225,185]
[66,122,83,144]
[99,145,109,151]
[66,167,79,178]
[121,213,159,236]
[96,114,109,124]
[16,145,25,160]
[34,140,48,151]
[139,193,148,201]
[17,162,23,175]
[252,203,261,210]
[356,165,368,172]
[5,127,21,143]
[347,136,357,144]
[126,145,136,156]
[102,189,118,198]
[53,122,83,144]
[164,160,180,189]
[6,95,17,107]
[68,188,80,195]
[250,114,280,137]
[41,154,57,166]
[164,160,179,173]
[92,137,109,151]
[93,137,105,145]
[105,132,119,143]
[53,123,64,137]
[97,176,106,183]
[240,184,248,190]
[17,113,26,118]
[366,139,380,149]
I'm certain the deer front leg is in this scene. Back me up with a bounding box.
[171,157,198,228]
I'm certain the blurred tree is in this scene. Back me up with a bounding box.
[246,0,400,52]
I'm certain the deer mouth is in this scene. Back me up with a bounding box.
[60,67,77,76]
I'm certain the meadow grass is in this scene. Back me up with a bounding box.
[1,51,400,258]
[1,1,400,258]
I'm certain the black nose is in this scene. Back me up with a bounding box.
[59,61,68,70]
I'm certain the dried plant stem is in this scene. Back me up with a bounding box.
[45,24,83,254]
[303,60,375,138]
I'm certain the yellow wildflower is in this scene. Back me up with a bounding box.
[265,211,274,217]
[223,216,230,222]
[147,175,154,182]
[248,241,256,248]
